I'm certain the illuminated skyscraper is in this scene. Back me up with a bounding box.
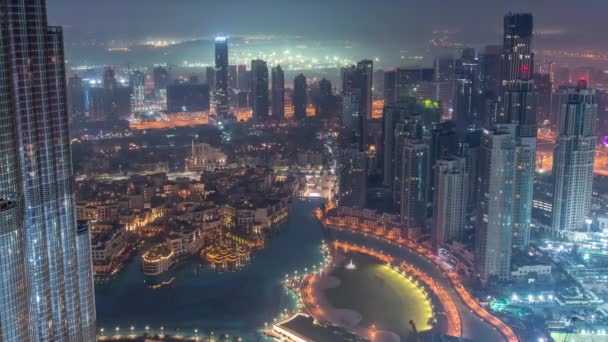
[341,61,373,150]
[0,1,96,340]
[552,79,597,236]
[338,148,367,209]
[476,126,517,283]
[251,59,269,121]
[76,221,96,340]
[215,36,230,117]
[533,73,552,123]
[271,65,285,120]
[400,137,430,228]
[476,73,538,282]
[432,157,469,250]
[453,75,474,134]
[500,13,534,93]
[130,70,146,112]
[382,105,409,187]
[357,60,373,120]
[293,74,307,120]
[502,77,537,248]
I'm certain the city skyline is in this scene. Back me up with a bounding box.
[2,2,608,342]
[47,0,608,52]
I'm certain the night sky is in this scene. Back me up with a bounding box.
[48,0,607,49]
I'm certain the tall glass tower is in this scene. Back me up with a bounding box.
[502,77,537,248]
[552,79,597,236]
[500,13,534,93]
[214,36,230,117]
[0,1,96,341]
[251,59,269,121]
[271,65,285,120]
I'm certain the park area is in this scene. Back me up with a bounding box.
[321,252,434,340]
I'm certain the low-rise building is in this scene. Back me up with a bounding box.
[142,244,176,276]
[91,226,127,278]
[510,252,553,282]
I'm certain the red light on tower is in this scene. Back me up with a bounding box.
[579,76,586,82]
[521,65,529,72]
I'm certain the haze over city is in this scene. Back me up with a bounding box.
[0,1,607,342]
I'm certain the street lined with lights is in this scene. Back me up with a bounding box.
[318,206,519,342]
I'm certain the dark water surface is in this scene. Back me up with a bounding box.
[95,198,325,339]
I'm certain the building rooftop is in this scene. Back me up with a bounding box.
[143,244,172,261]
[275,313,367,342]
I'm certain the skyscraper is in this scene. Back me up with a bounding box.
[271,65,285,120]
[500,13,534,93]
[382,105,408,187]
[316,78,334,118]
[337,148,367,209]
[384,69,397,106]
[476,126,517,283]
[533,73,552,123]
[461,129,483,213]
[228,64,238,90]
[481,45,502,98]
[153,66,170,92]
[293,74,307,120]
[251,59,269,121]
[502,78,537,247]
[453,73,475,134]
[395,67,435,102]
[67,75,86,121]
[341,61,373,150]
[130,70,146,112]
[552,79,597,236]
[429,120,459,202]
[0,1,96,340]
[236,64,248,91]
[76,221,96,340]
[103,67,119,121]
[400,138,430,228]
[215,36,230,117]
[357,60,373,120]
[432,157,469,250]
[392,111,423,208]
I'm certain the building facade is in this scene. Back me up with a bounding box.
[214,37,230,117]
[251,59,269,121]
[432,158,469,250]
[551,80,597,236]
[293,74,307,120]
[0,1,96,340]
[271,65,285,120]
[476,127,517,283]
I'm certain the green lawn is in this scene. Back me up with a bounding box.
[325,253,433,339]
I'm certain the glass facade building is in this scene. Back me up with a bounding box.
[214,37,230,117]
[0,1,96,341]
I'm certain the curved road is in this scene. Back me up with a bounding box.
[326,226,513,342]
